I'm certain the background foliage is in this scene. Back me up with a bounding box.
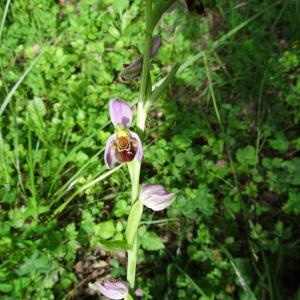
[0,0,300,299]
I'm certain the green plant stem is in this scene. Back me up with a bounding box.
[127,236,138,289]
[127,0,153,291]
[128,159,141,204]
[127,160,142,289]
[138,0,153,104]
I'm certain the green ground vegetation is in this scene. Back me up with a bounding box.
[0,0,300,299]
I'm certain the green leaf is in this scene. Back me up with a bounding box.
[269,132,289,152]
[0,283,13,293]
[175,153,186,167]
[177,189,199,219]
[126,200,143,247]
[283,192,300,214]
[236,146,258,166]
[27,97,46,126]
[95,220,116,240]
[99,240,131,252]
[112,0,129,13]
[172,136,192,150]
[113,199,131,218]
[196,185,215,217]
[138,226,164,251]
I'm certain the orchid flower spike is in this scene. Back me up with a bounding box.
[104,99,143,169]
[89,278,129,300]
[140,184,176,211]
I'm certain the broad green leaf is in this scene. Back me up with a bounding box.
[113,200,131,218]
[95,220,115,240]
[99,240,131,252]
[269,132,289,152]
[27,97,46,126]
[236,146,258,166]
[0,283,13,293]
[112,0,129,13]
[196,185,215,217]
[283,192,300,214]
[138,226,164,251]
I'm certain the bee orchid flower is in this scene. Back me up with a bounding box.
[89,278,129,300]
[104,99,143,169]
[140,184,176,211]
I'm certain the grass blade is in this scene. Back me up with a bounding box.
[0,0,10,42]
[170,253,208,298]
[178,1,280,74]
[219,245,257,300]
[0,51,43,116]
[51,164,123,218]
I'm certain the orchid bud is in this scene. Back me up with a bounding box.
[121,36,161,80]
[89,278,129,300]
[121,58,143,80]
[140,184,176,211]
[150,35,161,58]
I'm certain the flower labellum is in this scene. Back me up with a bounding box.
[89,278,129,300]
[140,184,176,211]
[104,99,143,169]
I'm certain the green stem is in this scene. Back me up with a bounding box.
[127,235,138,289]
[128,159,141,204]
[127,0,153,291]
[138,0,153,104]
[127,160,142,289]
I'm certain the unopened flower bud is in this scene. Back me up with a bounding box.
[140,184,176,211]
[89,278,128,300]
[121,36,161,80]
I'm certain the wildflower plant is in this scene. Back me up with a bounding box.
[93,1,181,299]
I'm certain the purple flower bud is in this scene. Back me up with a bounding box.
[217,160,225,169]
[135,288,144,297]
[150,35,161,58]
[140,184,176,211]
[89,278,128,300]
[121,58,143,80]
[121,36,161,80]
[104,99,143,169]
